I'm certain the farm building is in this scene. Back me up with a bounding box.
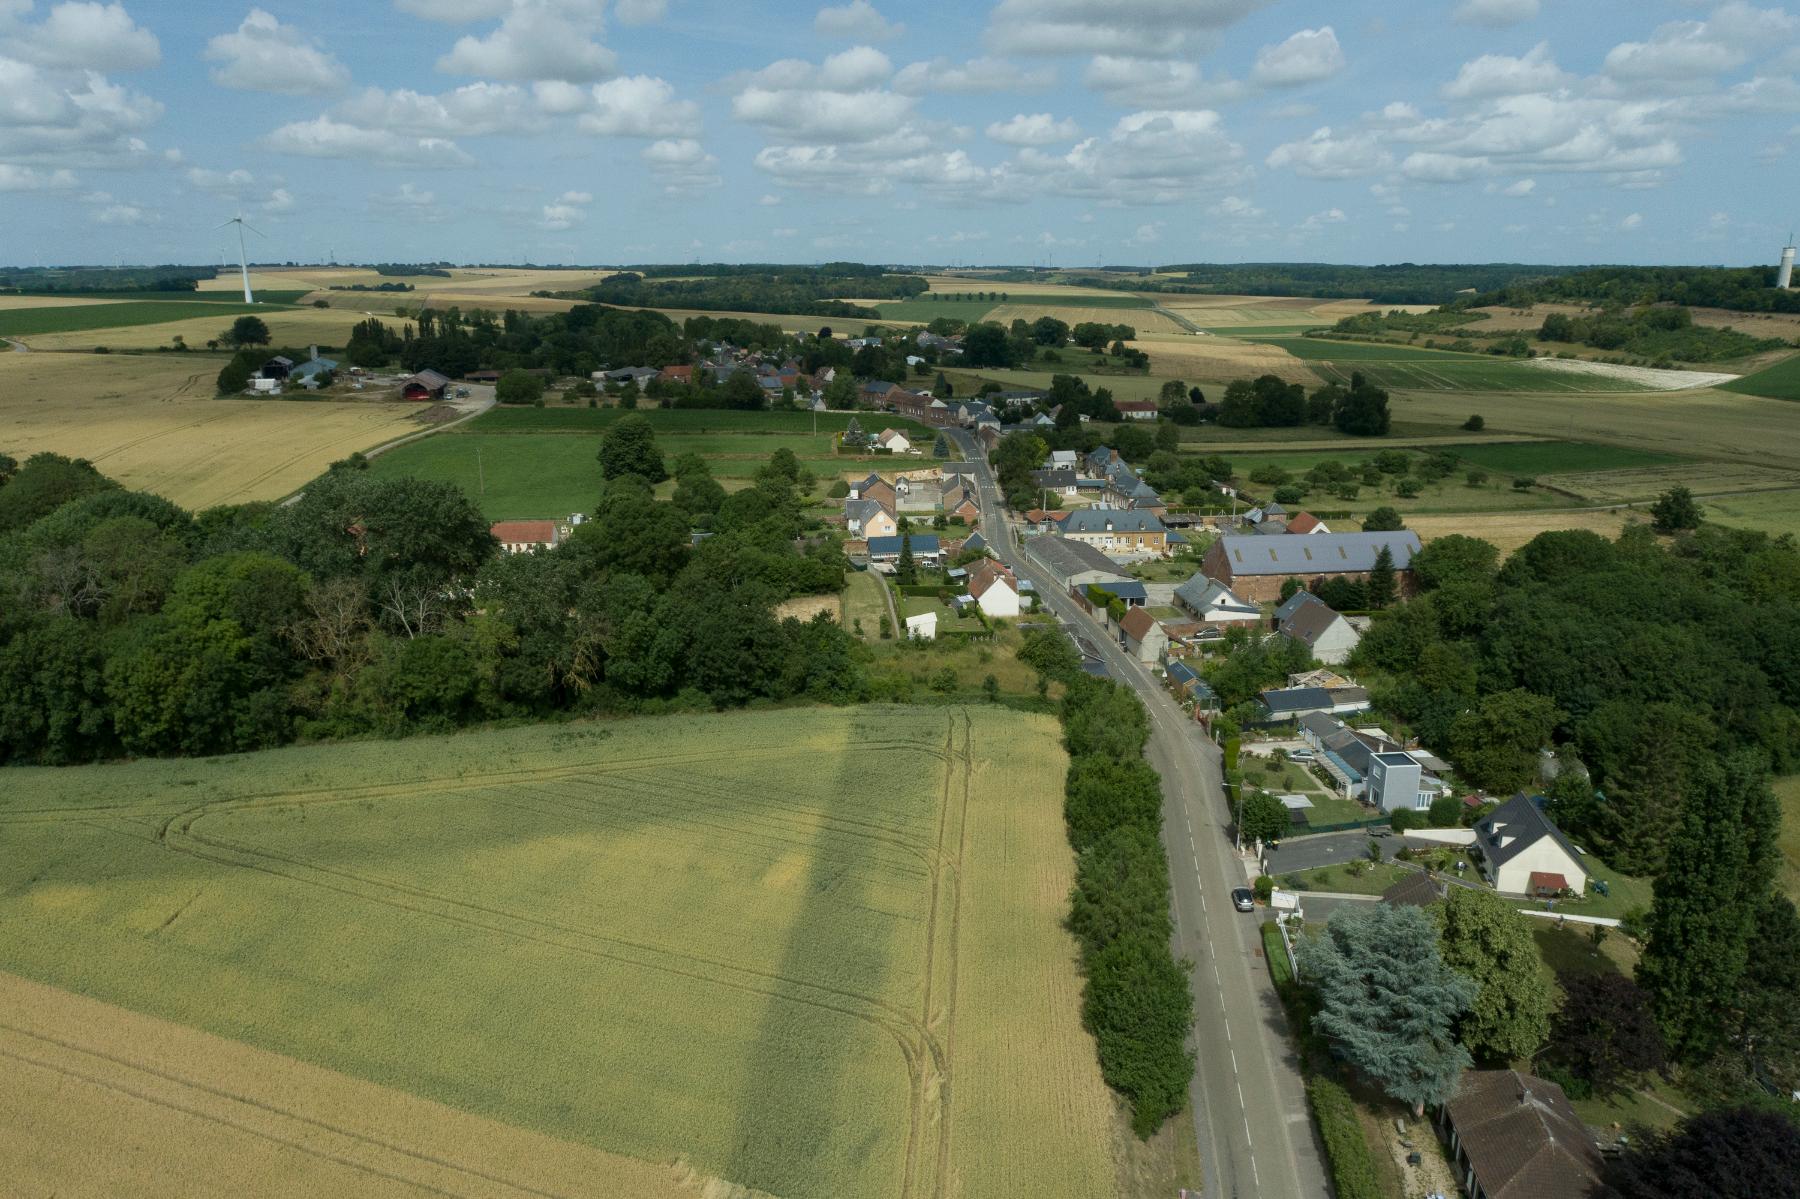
[1022,535,1133,592]
[1202,530,1422,602]
[401,369,451,401]
[1114,399,1159,421]
[491,519,561,554]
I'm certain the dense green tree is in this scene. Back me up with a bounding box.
[1639,752,1780,1060]
[495,369,545,405]
[962,321,1017,367]
[895,532,917,585]
[216,354,254,394]
[224,315,270,347]
[1019,625,1083,688]
[1065,757,1164,851]
[1084,931,1196,1136]
[1545,973,1665,1097]
[1651,484,1702,532]
[0,615,115,763]
[1726,893,1800,1094]
[1239,789,1292,846]
[1435,887,1552,1063]
[1062,676,1150,760]
[1300,903,1475,1113]
[1366,545,1397,608]
[1362,506,1404,532]
[1031,315,1071,345]
[597,413,669,482]
[1111,423,1155,461]
[0,453,119,533]
[1596,1107,1800,1199]
[1409,533,1498,591]
[1446,689,1561,793]
[1333,373,1392,436]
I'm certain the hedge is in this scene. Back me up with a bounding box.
[1306,1076,1385,1199]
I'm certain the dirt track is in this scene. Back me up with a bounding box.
[0,972,757,1199]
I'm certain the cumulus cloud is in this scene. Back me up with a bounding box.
[539,187,591,229]
[1083,55,1245,107]
[372,181,437,206]
[1454,0,1539,28]
[205,9,349,95]
[1251,27,1345,87]
[93,201,155,224]
[643,136,722,195]
[579,75,701,137]
[1011,108,1248,203]
[1299,206,1347,230]
[733,48,911,143]
[1501,177,1535,195]
[0,61,164,166]
[1215,194,1264,219]
[262,187,294,212]
[1443,43,1569,99]
[334,83,540,137]
[815,1,903,41]
[0,163,77,190]
[186,166,255,193]
[1620,211,1643,229]
[437,0,617,82]
[985,0,1270,57]
[985,112,1079,145]
[262,117,476,167]
[893,56,1053,94]
[1266,126,1393,178]
[6,1,160,71]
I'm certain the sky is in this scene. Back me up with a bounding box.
[2,0,1799,269]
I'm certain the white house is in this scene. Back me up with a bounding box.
[876,428,912,454]
[968,560,1020,617]
[1118,607,1168,664]
[1174,574,1262,625]
[1475,794,1590,896]
[905,611,938,640]
[1275,590,1362,665]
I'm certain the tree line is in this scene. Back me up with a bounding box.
[0,426,864,765]
[1018,630,1195,1136]
[583,269,925,317]
[1460,264,1800,315]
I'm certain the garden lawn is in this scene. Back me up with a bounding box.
[1527,853,1654,921]
[0,707,1120,1199]
[1277,862,1413,895]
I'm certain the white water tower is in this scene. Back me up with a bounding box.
[1780,236,1796,289]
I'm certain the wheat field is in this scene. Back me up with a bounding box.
[13,305,414,351]
[0,352,418,508]
[0,706,1118,1199]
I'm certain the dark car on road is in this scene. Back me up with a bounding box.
[1231,887,1256,912]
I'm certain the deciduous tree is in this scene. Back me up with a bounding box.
[1435,887,1552,1063]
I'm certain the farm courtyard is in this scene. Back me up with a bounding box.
[0,706,1119,1199]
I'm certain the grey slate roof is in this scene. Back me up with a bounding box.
[844,499,887,527]
[1022,535,1130,583]
[1479,795,1589,880]
[1059,509,1167,535]
[1032,468,1078,488]
[867,534,941,556]
[1280,593,1354,649]
[1260,686,1332,715]
[1176,574,1259,616]
[1214,530,1422,576]
[1300,711,1344,739]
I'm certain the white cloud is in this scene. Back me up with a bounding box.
[985,0,1270,57]
[372,182,437,206]
[1620,211,1643,229]
[893,56,1053,94]
[1012,108,1248,203]
[747,45,893,92]
[985,112,1079,145]
[1502,176,1535,195]
[7,2,160,71]
[186,166,255,193]
[1083,55,1245,107]
[1453,0,1538,28]
[579,75,701,137]
[437,1,617,82]
[1299,206,1346,230]
[262,187,293,212]
[643,137,721,195]
[1266,126,1393,178]
[1215,194,1263,218]
[394,0,512,20]
[93,201,155,224]
[1126,220,1164,245]
[1602,6,1795,86]
[0,62,164,166]
[614,0,665,24]
[1401,151,1488,182]
[205,9,348,95]
[1251,27,1345,87]
[733,48,910,144]
[334,83,539,137]
[539,187,592,229]
[1443,43,1569,100]
[262,117,476,167]
[758,193,780,205]
[815,1,903,41]
[0,163,76,190]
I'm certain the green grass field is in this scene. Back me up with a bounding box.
[1717,351,1800,400]
[1243,336,1645,393]
[0,706,1122,1199]
[1444,441,1687,475]
[1703,488,1800,536]
[3,289,314,305]
[0,300,291,336]
[466,405,917,435]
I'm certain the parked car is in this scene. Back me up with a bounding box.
[1231,887,1256,913]
[1291,749,1315,762]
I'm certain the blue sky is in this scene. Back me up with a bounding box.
[2,0,1798,268]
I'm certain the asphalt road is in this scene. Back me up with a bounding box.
[1264,829,1388,875]
[948,431,1328,1199]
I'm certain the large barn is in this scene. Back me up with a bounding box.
[1201,530,1421,602]
[401,369,450,401]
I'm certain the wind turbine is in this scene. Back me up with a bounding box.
[216,212,265,303]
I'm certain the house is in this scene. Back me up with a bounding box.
[968,560,1020,617]
[490,519,560,554]
[1275,591,1361,665]
[1286,511,1329,535]
[1023,535,1135,592]
[876,428,912,454]
[859,380,904,408]
[1437,1070,1604,1199]
[1369,751,1434,812]
[1475,795,1589,896]
[943,487,980,524]
[1202,530,1423,602]
[1174,575,1262,625]
[892,391,954,425]
[1031,468,1080,496]
[1258,685,1371,722]
[1049,449,1078,469]
[658,364,695,386]
[1118,607,1168,664]
[849,473,896,511]
[960,530,988,557]
[866,534,942,569]
[401,369,451,401]
[844,499,897,539]
[905,611,937,640]
[1088,579,1148,608]
[1114,399,1160,420]
[599,366,658,389]
[1056,509,1169,556]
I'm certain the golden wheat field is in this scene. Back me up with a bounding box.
[0,352,417,508]
[203,266,617,297]
[0,295,122,310]
[1132,332,1321,385]
[985,303,1189,334]
[0,706,1120,1199]
[1407,509,1647,554]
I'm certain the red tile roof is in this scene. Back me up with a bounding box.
[1529,871,1570,894]
[490,520,558,545]
[1287,511,1323,533]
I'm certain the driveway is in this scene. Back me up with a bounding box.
[1263,829,1389,876]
